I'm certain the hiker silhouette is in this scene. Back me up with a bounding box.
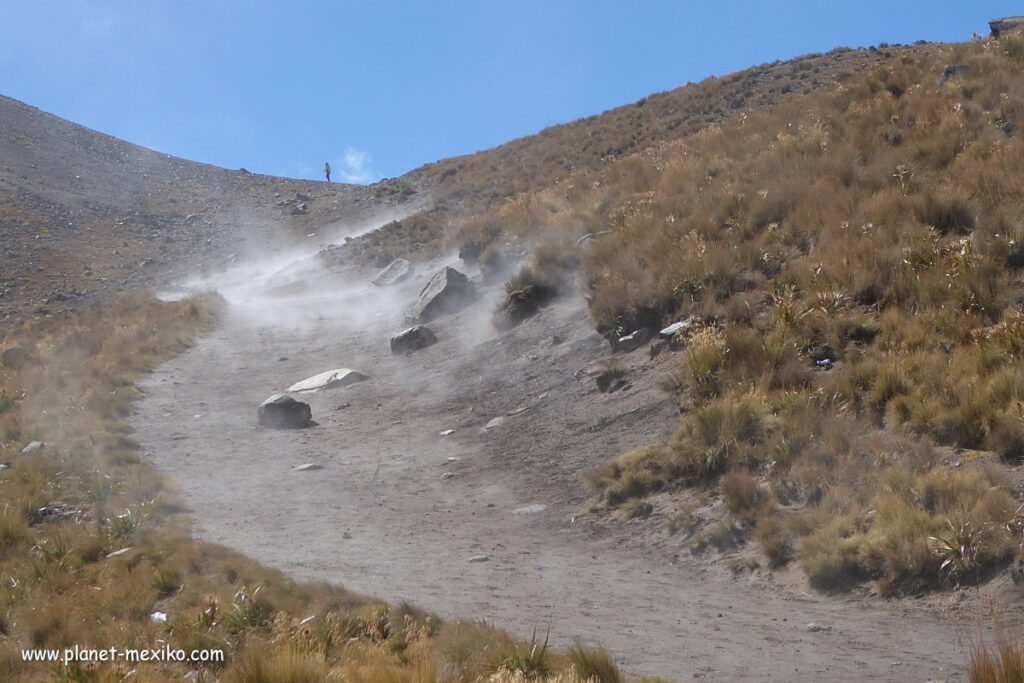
[324,162,331,183]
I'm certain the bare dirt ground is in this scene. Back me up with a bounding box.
[131,227,1012,681]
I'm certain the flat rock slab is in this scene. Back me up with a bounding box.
[512,504,547,515]
[372,258,413,286]
[258,394,313,429]
[287,368,368,393]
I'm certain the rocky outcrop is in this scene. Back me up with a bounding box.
[390,325,437,354]
[372,258,413,286]
[990,16,1024,37]
[257,394,313,429]
[407,267,477,322]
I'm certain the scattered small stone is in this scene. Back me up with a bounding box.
[150,612,168,624]
[278,356,288,361]
[441,472,455,480]
[439,428,455,436]
[36,500,78,522]
[484,416,505,431]
[805,623,832,633]
[341,531,352,540]
[21,441,43,454]
[0,462,10,471]
[336,402,351,410]
[292,463,323,472]
[468,555,490,563]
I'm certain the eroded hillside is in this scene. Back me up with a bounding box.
[2,27,1020,682]
[453,32,1024,598]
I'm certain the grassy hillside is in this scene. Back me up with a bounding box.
[456,32,1024,596]
[331,43,922,268]
[4,23,1021,681]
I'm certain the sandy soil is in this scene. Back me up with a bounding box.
[130,240,1006,681]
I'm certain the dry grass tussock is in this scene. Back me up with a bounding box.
[459,31,1024,595]
[0,294,625,680]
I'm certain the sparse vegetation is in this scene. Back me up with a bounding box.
[0,289,622,683]
[499,31,1024,597]
[12,21,1024,680]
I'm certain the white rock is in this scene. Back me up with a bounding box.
[288,368,368,393]
[660,321,691,338]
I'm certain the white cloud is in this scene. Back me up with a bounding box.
[336,147,380,185]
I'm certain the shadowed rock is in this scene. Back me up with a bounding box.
[258,394,313,429]
[1,346,27,369]
[372,258,413,286]
[615,327,651,352]
[407,267,477,322]
[391,325,437,354]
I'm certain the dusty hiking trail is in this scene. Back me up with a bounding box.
[132,232,991,681]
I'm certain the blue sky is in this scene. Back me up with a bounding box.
[0,2,1018,182]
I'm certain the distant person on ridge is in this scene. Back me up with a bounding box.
[324,162,332,183]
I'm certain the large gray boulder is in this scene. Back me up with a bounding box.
[990,16,1024,37]
[391,325,437,354]
[407,267,477,322]
[258,394,313,429]
[372,258,413,286]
